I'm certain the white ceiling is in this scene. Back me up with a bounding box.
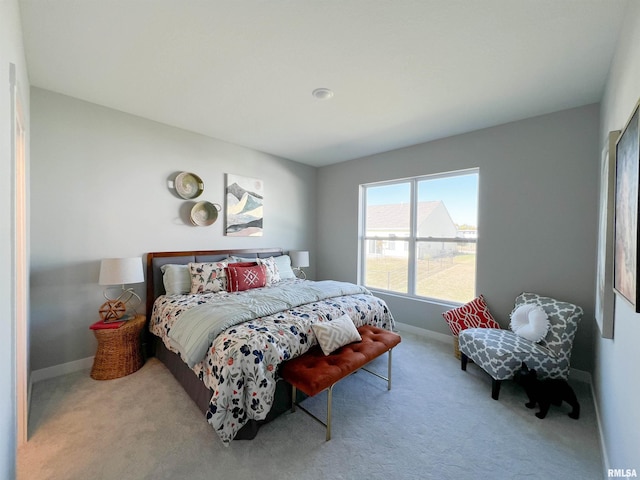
[19,0,628,167]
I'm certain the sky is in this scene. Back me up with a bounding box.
[366,172,478,226]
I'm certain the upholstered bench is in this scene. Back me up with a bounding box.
[281,324,401,440]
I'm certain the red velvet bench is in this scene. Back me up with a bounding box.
[281,324,401,440]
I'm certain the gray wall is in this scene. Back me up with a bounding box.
[1,0,30,476]
[317,103,600,373]
[22,4,640,471]
[597,1,640,469]
[30,88,317,370]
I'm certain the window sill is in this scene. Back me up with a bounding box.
[365,287,463,309]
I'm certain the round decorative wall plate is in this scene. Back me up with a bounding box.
[190,201,221,226]
[175,172,204,199]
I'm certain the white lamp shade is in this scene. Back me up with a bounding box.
[289,250,309,268]
[99,257,144,285]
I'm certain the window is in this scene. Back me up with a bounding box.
[360,169,479,304]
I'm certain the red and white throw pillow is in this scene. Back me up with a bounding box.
[442,295,500,336]
[226,264,267,292]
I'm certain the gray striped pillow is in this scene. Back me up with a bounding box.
[160,264,191,295]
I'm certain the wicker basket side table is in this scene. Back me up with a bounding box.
[90,314,145,380]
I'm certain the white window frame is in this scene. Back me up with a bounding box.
[358,168,478,304]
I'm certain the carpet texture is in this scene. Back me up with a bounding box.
[18,332,603,479]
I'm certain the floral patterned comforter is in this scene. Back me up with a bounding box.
[150,279,395,445]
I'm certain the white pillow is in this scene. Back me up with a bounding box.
[231,256,257,263]
[233,254,297,280]
[312,314,362,356]
[274,255,297,280]
[258,257,281,285]
[160,264,191,295]
[510,304,549,343]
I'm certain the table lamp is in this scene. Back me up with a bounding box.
[289,250,309,280]
[98,257,144,322]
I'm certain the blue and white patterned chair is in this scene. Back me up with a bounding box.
[458,292,583,400]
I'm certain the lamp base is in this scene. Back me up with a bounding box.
[100,287,141,323]
[293,268,307,280]
[98,300,126,322]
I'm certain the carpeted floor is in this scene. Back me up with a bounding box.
[18,331,604,480]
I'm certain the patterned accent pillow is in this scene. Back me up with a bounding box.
[188,261,229,294]
[161,264,191,295]
[226,264,267,292]
[442,295,501,336]
[258,257,281,285]
[312,314,362,356]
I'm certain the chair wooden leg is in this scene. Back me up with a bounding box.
[491,379,501,400]
[461,353,468,371]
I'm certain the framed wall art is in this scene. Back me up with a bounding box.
[225,174,264,236]
[595,130,620,338]
[614,100,640,312]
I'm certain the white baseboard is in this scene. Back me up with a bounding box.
[395,321,452,343]
[590,379,610,475]
[394,322,591,384]
[27,376,32,415]
[30,325,594,388]
[31,356,94,384]
[569,367,591,384]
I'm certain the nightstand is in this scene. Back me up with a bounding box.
[90,314,145,380]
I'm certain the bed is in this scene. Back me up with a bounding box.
[145,248,395,445]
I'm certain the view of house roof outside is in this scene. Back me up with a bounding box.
[361,170,478,303]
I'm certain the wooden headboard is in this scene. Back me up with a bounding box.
[145,248,284,322]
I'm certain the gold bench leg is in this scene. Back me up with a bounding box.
[388,349,392,390]
[288,346,396,441]
[361,348,394,390]
[291,385,297,412]
[326,385,333,441]
[290,384,334,441]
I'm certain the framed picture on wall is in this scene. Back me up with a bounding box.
[595,130,619,338]
[225,174,264,237]
[613,99,640,311]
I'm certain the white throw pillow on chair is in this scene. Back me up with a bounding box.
[509,304,549,343]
